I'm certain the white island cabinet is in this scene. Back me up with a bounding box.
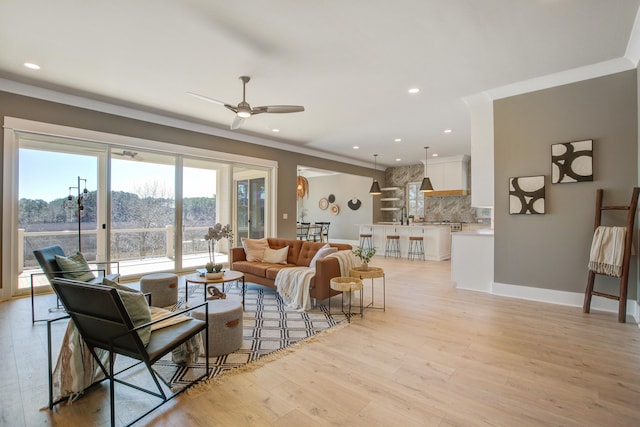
[358,224,451,261]
[451,229,494,292]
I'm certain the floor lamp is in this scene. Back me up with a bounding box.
[64,176,89,252]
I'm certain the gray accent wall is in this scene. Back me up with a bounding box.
[494,70,638,299]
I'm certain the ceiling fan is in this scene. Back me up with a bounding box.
[187,76,305,130]
[112,150,144,161]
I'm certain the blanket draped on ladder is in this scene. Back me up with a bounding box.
[588,226,626,277]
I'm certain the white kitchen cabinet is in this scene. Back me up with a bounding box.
[424,155,470,195]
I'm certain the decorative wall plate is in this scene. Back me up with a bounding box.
[319,197,329,210]
[328,194,336,203]
[329,204,340,215]
[347,197,361,210]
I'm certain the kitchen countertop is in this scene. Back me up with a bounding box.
[453,229,494,236]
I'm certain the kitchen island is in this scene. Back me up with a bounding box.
[358,224,451,261]
[451,229,494,291]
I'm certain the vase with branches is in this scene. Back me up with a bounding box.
[204,223,233,274]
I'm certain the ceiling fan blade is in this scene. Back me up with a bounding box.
[258,105,305,114]
[230,116,245,130]
[186,91,227,106]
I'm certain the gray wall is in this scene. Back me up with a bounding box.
[494,70,638,299]
[297,174,372,240]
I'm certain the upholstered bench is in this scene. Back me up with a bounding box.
[191,295,243,357]
[139,273,179,308]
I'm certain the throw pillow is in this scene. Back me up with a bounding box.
[55,252,96,282]
[102,278,152,346]
[262,246,289,264]
[309,244,338,268]
[241,237,269,262]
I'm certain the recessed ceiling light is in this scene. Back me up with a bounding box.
[432,153,438,157]
[394,138,401,142]
[395,158,401,162]
[271,128,280,133]
[444,129,452,134]
[24,62,40,70]
[408,88,420,94]
[353,145,359,150]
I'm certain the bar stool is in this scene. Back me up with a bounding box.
[384,235,400,258]
[359,233,373,250]
[408,235,425,260]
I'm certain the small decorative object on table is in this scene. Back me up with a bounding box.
[352,246,376,270]
[203,223,233,277]
[205,263,224,279]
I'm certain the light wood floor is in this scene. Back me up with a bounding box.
[2,257,640,426]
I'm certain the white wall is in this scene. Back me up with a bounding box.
[297,173,372,240]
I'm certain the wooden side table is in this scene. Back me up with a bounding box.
[350,266,385,311]
[184,270,246,307]
[329,277,364,322]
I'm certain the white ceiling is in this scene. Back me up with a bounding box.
[1,0,639,168]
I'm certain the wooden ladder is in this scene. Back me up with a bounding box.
[583,187,640,323]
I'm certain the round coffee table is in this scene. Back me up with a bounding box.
[184,270,245,307]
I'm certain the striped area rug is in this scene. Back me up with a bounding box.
[155,283,347,387]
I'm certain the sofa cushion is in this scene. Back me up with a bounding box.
[266,264,298,280]
[241,238,269,261]
[231,261,271,278]
[296,241,328,267]
[267,238,303,264]
[263,246,289,264]
[309,244,338,268]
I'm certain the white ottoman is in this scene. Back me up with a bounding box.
[140,273,178,308]
[192,295,243,357]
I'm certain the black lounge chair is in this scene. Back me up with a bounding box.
[49,278,209,427]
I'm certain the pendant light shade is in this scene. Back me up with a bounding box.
[369,154,382,195]
[420,146,434,192]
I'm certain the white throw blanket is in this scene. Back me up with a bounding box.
[275,267,316,311]
[327,250,359,276]
[588,226,626,277]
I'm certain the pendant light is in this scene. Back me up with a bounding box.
[369,154,382,195]
[419,146,434,192]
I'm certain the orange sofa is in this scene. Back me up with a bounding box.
[230,238,352,301]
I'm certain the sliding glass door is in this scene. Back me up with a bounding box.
[17,136,104,293]
[235,167,267,241]
[110,150,176,276]
[5,118,276,298]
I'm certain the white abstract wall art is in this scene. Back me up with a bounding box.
[509,175,545,214]
[551,140,593,183]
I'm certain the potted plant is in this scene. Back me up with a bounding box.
[205,262,224,279]
[204,223,232,279]
[352,246,376,270]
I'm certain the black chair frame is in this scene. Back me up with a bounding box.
[49,278,209,427]
[31,245,120,323]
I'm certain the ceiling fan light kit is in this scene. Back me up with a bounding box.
[189,75,304,130]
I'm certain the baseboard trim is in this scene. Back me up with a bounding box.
[491,282,640,324]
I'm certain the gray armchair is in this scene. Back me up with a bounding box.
[31,245,120,323]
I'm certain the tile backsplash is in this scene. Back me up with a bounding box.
[383,164,477,223]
